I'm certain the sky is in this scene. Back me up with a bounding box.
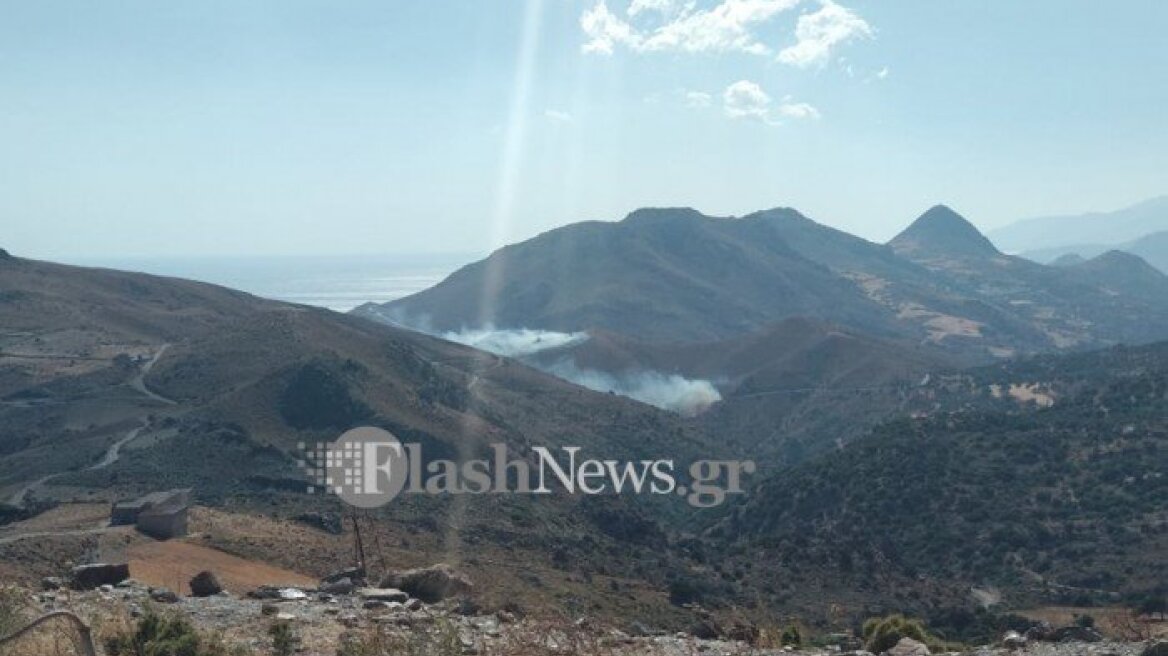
[2,0,1167,259]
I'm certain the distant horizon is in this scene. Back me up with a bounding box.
[12,192,1163,261]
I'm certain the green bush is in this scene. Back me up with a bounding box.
[269,621,295,656]
[780,624,802,647]
[103,610,249,656]
[862,614,932,654]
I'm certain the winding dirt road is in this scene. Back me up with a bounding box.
[4,344,176,507]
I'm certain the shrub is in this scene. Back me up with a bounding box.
[780,624,802,647]
[270,621,295,656]
[103,609,249,656]
[862,614,932,654]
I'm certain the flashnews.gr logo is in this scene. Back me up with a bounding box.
[298,426,755,509]
[298,427,408,508]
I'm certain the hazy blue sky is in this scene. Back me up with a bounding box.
[3,1,1166,258]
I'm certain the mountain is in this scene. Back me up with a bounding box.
[1049,253,1087,266]
[708,340,1168,624]
[358,207,900,343]
[360,205,1168,361]
[990,195,1168,253]
[889,204,1000,258]
[1019,231,1168,276]
[1127,231,1168,273]
[1065,250,1168,302]
[4,249,1166,633]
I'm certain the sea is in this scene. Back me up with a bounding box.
[67,253,478,313]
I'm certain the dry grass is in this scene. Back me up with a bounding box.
[127,540,315,595]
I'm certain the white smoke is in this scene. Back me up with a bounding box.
[440,326,589,357]
[389,320,723,416]
[542,359,722,417]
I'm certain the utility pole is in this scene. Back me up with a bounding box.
[349,507,367,584]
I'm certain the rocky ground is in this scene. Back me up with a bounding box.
[6,574,1164,656]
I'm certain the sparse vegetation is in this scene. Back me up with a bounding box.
[0,586,30,642]
[269,620,295,656]
[102,609,250,656]
[862,614,935,654]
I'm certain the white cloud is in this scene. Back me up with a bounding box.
[776,99,820,119]
[628,0,692,18]
[778,0,873,68]
[685,90,713,107]
[544,109,574,123]
[875,65,890,79]
[723,80,775,121]
[639,0,802,55]
[722,80,818,124]
[581,0,872,63]
[581,1,643,54]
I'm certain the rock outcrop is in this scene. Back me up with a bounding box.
[69,563,129,590]
[379,564,472,603]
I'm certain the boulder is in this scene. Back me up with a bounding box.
[884,637,930,656]
[70,563,130,590]
[276,588,308,601]
[41,577,64,591]
[1024,622,1053,641]
[149,587,179,603]
[1002,630,1026,649]
[379,564,472,603]
[189,570,222,597]
[1050,625,1103,643]
[357,588,409,603]
[319,577,355,595]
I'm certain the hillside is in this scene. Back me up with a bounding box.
[707,340,1168,623]
[361,205,1168,361]
[0,251,740,627]
[359,208,899,342]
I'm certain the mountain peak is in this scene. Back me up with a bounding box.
[889,205,1000,258]
[621,207,708,224]
[0,248,12,261]
[1080,249,1165,276]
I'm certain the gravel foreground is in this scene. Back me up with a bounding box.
[7,579,1161,656]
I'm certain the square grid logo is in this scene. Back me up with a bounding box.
[298,441,365,496]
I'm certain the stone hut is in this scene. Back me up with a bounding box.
[110,489,191,539]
